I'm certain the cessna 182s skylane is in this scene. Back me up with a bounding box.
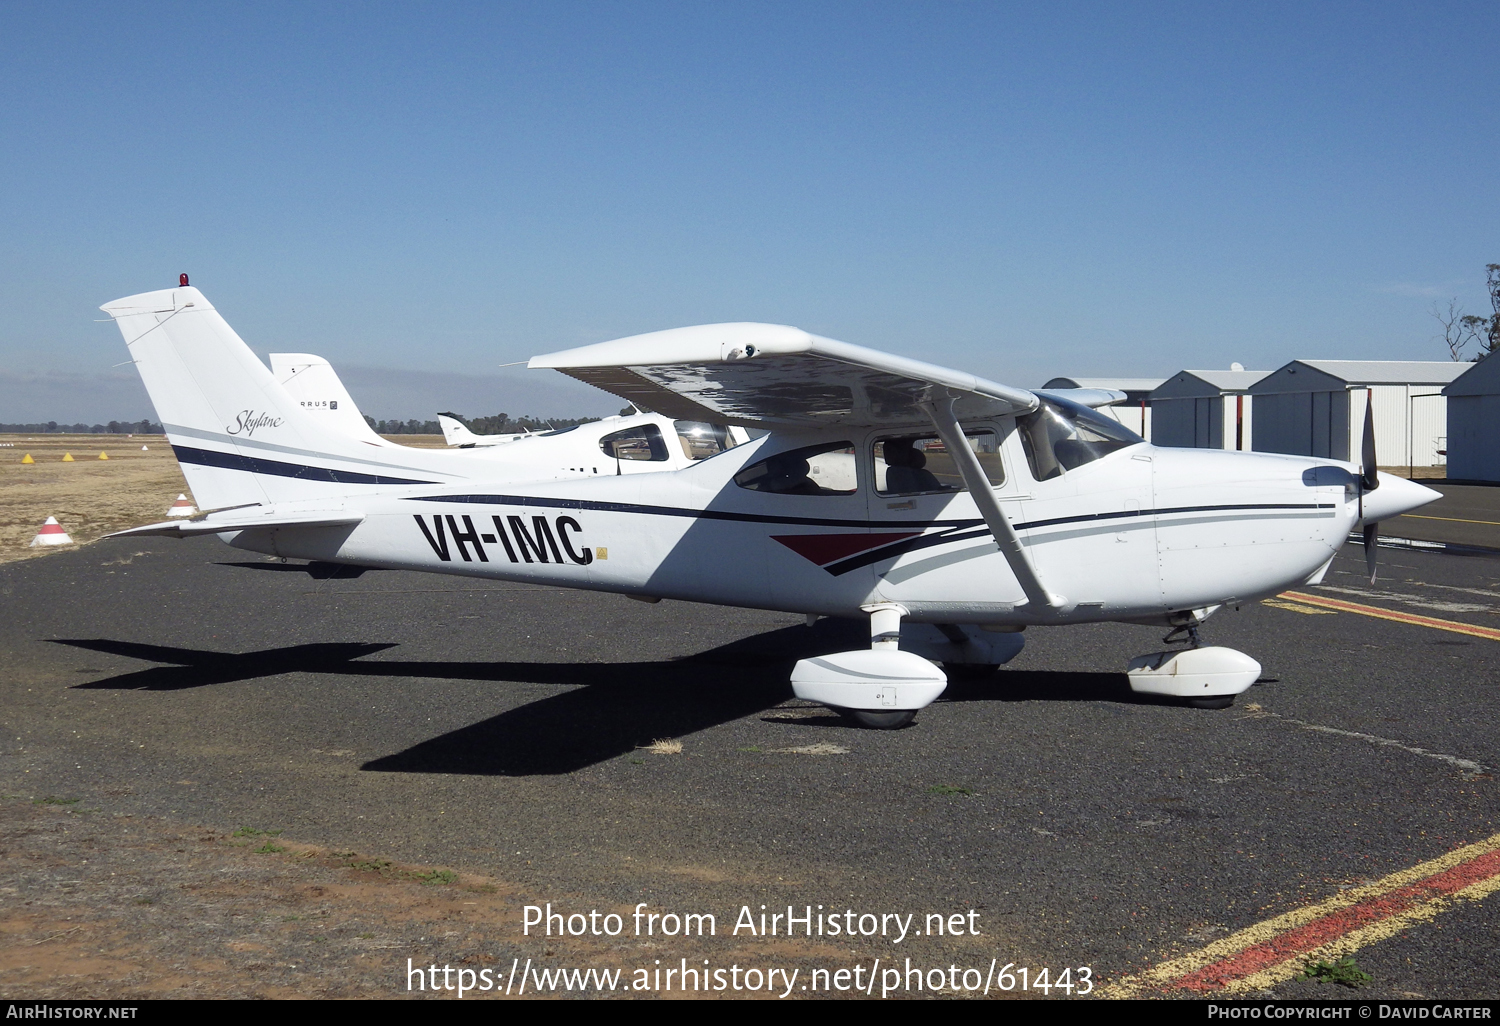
[103,284,1438,727]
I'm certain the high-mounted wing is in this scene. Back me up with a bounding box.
[1034,387,1127,410]
[528,323,1038,429]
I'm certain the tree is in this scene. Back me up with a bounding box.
[1433,264,1500,361]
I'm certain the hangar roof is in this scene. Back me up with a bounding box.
[1444,353,1500,396]
[1253,360,1467,393]
[1151,369,1269,399]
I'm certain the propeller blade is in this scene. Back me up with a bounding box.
[1360,390,1379,493]
[1364,523,1378,582]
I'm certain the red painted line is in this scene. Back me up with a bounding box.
[1172,847,1500,992]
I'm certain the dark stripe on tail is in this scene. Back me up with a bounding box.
[173,445,436,486]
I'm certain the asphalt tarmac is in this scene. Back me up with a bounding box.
[2,521,1498,1000]
[1384,481,1500,550]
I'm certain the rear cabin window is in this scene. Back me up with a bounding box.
[1018,398,1142,481]
[733,441,857,495]
[600,424,670,461]
[873,432,1003,495]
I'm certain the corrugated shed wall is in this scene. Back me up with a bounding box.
[1360,386,1446,469]
[1446,395,1500,482]
[1151,395,1253,449]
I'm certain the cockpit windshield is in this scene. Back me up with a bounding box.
[1017,397,1143,481]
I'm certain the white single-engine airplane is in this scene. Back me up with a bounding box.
[273,351,752,478]
[102,284,1438,727]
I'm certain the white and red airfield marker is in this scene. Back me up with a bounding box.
[29,517,73,547]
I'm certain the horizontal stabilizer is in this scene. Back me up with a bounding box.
[108,508,364,539]
[529,323,1038,429]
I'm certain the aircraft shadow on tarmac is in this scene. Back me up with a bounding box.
[53,622,1138,776]
[217,560,376,579]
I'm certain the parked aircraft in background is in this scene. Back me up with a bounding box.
[437,413,527,447]
[274,353,750,480]
[103,285,1438,728]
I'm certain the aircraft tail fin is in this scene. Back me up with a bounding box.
[270,353,394,448]
[438,413,481,447]
[101,286,457,509]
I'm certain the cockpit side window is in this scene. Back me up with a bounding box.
[1018,398,1142,481]
[674,420,738,460]
[733,441,858,495]
[873,432,1003,495]
[600,423,670,461]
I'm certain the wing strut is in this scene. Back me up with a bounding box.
[921,396,1066,613]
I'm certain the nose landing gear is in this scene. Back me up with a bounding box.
[1127,611,1259,709]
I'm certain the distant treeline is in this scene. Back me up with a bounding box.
[370,412,621,436]
[365,418,444,435]
[0,420,163,434]
[0,414,619,437]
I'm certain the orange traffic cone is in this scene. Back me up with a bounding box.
[20,453,33,464]
[61,453,74,462]
[166,494,196,517]
[30,517,73,547]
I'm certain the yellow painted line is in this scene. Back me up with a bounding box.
[1100,831,1500,998]
[1260,598,1336,615]
[1219,873,1500,995]
[1279,590,1500,642]
[1401,513,1500,527]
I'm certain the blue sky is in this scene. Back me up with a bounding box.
[2,1,1497,421]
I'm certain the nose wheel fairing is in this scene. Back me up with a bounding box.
[1126,646,1260,703]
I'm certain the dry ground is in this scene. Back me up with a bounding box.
[0,797,620,999]
[0,795,905,1000]
[0,434,447,566]
[0,435,189,562]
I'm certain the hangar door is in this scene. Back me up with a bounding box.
[1151,397,1222,448]
[1253,390,1349,459]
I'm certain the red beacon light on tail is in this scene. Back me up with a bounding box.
[179,273,189,287]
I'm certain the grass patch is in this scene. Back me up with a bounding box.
[1298,956,1372,988]
[33,796,80,805]
[413,869,459,886]
[253,842,286,855]
[346,856,455,885]
[628,758,645,765]
[641,738,683,755]
[347,858,395,875]
[928,784,975,796]
[232,826,282,837]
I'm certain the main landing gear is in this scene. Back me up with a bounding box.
[1126,611,1260,710]
[789,606,1028,728]
[790,604,944,729]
